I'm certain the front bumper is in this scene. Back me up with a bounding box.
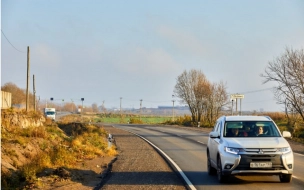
[220,149,294,176]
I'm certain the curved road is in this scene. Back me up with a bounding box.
[113,124,304,190]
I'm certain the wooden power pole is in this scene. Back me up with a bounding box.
[33,74,36,112]
[26,46,30,111]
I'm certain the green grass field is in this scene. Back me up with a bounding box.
[93,115,172,124]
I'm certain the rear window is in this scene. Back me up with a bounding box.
[224,121,281,137]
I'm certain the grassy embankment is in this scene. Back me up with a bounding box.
[1,111,117,189]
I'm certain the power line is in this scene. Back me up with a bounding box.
[233,87,274,95]
[1,29,26,53]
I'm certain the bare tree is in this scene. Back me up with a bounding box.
[63,102,77,112]
[174,70,209,123]
[174,69,228,125]
[205,81,229,126]
[92,103,99,112]
[261,47,304,122]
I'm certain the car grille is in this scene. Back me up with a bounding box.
[235,150,285,170]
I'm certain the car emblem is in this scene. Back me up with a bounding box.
[258,149,264,154]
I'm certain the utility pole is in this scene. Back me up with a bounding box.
[26,46,30,111]
[236,98,238,115]
[231,99,234,115]
[120,97,122,117]
[81,98,84,114]
[240,98,242,115]
[33,74,36,112]
[140,99,142,120]
[172,100,175,121]
[172,95,175,121]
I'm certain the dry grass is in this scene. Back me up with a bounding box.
[1,110,117,189]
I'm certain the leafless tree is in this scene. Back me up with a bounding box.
[261,47,304,122]
[205,81,229,126]
[174,69,229,125]
[92,103,99,112]
[63,102,77,112]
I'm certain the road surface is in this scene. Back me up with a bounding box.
[113,124,304,190]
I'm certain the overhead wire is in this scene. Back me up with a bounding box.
[1,29,26,53]
[232,87,274,95]
[233,88,276,105]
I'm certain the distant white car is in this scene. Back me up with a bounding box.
[207,115,294,183]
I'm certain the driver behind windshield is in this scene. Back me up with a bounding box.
[254,126,264,136]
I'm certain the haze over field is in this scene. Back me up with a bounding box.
[1,0,304,111]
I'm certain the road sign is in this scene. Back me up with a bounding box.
[230,94,244,99]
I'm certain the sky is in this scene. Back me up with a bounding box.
[1,0,304,112]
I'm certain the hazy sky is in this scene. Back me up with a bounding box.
[1,0,304,111]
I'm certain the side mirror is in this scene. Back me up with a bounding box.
[209,131,220,138]
[282,131,291,138]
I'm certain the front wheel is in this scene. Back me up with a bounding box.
[279,174,292,183]
[207,152,216,175]
[217,157,228,183]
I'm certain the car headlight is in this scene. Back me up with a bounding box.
[276,147,291,154]
[224,147,241,155]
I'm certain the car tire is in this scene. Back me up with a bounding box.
[217,157,228,183]
[207,152,217,175]
[279,174,292,183]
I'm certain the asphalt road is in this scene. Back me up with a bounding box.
[113,124,304,190]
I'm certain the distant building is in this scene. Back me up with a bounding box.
[158,105,189,110]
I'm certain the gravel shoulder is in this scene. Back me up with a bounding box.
[99,125,187,190]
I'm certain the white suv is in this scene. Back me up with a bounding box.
[207,116,294,183]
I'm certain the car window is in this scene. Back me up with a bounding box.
[224,121,281,137]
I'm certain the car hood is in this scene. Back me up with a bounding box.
[225,137,290,148]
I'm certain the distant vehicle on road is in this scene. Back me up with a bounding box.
[207,115,294,183]
[44,108,56,121]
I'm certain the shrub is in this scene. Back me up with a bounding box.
[50,146,77,167]
[129,118,144,124]
[259,112,286,121]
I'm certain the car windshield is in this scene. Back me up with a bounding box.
[224,121,281,137]
[46,111,55,115]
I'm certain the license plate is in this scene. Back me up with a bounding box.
[250,162,272,168]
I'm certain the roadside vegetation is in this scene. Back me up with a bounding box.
[1,110,117,189]
[91,111,304,143]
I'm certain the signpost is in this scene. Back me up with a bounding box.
[230,94,244,115]
[230,94,244,99]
